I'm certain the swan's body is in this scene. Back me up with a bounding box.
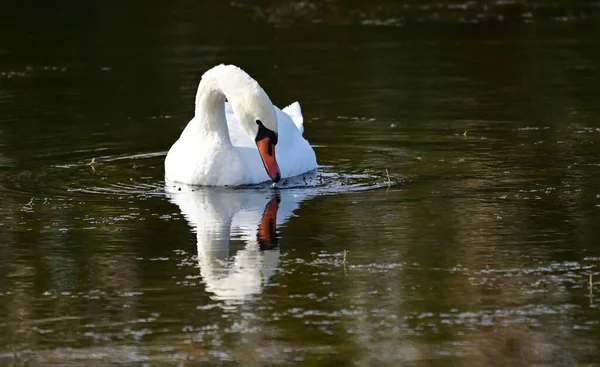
[165,64,317,186]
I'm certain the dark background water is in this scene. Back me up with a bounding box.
[1,1,600,365]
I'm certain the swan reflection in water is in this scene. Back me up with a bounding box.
[167,186,310,301]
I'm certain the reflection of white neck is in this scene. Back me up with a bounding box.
[194,194,274,301]
[167,187,308,302]
[197,237,279,301]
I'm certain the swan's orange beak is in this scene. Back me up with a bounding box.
[256,137,281,183]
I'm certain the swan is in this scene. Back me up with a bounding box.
[166,185,314,301]
[165,64,318,186]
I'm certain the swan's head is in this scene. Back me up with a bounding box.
[249,109,280,184]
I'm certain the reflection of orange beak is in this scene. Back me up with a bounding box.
[256,138,281,183]
[257,195,280,250]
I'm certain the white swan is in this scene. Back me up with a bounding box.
[166,186,313,301]
[165,64,318,186]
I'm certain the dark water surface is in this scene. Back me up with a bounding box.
[1,1,600,365]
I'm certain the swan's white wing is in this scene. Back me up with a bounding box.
[225,101,305,145]
[225,102,255,149]
[282,102,304,134]
[275,106,318,178]
[225,101,317,181]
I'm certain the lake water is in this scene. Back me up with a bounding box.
[1,1,600,365]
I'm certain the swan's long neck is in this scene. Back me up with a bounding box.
[191,65,275,146]
[193,74,231,144]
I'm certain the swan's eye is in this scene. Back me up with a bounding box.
[255,119,278,146]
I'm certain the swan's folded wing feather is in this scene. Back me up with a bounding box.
[282,102,304,134]
[225,102,255,148]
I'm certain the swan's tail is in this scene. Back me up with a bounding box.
[282,102,304,134]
